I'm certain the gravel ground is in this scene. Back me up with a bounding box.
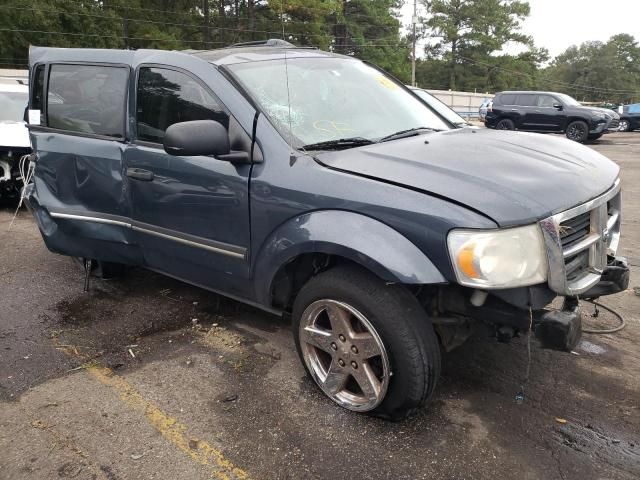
[0,132,639,480]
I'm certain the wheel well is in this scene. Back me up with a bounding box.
[564,117,589,130]
[269,254,378,312]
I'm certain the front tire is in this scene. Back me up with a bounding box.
[565,120,589,142]
[292,265,441,420]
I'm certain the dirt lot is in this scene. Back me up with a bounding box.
[1,132,639,480]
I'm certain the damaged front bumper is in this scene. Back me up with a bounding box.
[534,256,629,350]
[0,147,30,201]
[439,256,630,352]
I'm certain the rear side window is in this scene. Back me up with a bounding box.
[516,94,536,106]
[31,65,45,111]
[136,67,228,144]
[499,94,516,105]
[47,64,128,137]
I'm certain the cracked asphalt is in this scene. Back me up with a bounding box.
[1,132,639,480]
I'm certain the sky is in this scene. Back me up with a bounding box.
[401,0,640,59]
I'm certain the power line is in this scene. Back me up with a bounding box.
[10,0,398,24]
[0,25,406,48]
[458,55,640,95]
[0,27,225,45]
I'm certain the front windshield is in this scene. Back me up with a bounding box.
[556,93,581,107]
[230,57,450,148]
[412,89,466,125]
[0,91,27,122]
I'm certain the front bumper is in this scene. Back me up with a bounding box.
[606,116,621,132]
[534,255,629,350]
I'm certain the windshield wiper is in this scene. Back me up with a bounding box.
[300,137,375,151]
[378,127,441,143]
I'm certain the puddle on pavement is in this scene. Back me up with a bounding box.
[577,340,607,355]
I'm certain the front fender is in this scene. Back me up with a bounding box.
[253,210,446,305]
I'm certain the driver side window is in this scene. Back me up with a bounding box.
[537,95,557,108]
[135,67,228,144]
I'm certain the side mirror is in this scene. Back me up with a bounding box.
[163,120,230,157]
[553,103,563,111]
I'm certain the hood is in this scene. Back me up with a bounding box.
[0,121,30,149]
[315,129,619,227]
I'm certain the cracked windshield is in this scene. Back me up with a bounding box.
[230,57,449,148]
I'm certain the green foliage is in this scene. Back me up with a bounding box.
[418,0,536,90]
[0,0,409,79]
[540,34,640,103]
[1,1,637,102]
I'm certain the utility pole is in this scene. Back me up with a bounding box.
[203,0,210,49]
[411,0,417,87]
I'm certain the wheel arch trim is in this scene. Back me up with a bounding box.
[252,210,446,306]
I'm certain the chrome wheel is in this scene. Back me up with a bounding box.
[619,120,629,132]
[299,299,391,411]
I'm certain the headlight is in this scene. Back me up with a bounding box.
[591,111,606,119]
[447,225,548,289]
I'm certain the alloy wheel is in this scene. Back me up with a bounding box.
[619,120,629,132]
[567,123,586,141]
[299,299,391,411]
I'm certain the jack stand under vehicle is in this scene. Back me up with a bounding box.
[83,258,92,292]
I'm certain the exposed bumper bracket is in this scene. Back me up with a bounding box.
[581,256,630,299]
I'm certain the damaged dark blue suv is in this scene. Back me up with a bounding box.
[25,41,628,420]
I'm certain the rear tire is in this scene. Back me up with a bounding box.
[496,118,515,130]
[565,120,589,142]
[292,265,441,421]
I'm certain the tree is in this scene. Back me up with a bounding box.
[422,0,532,90]
[0,0,408,81]
[333,1,411,81]
[540,34,640,103]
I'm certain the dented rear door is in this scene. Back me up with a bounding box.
[27,48,141,266]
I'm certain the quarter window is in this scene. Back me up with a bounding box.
[136,67,228,144]
[47,64,128,137]
[31,65,45,111]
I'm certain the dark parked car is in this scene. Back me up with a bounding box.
[618,104,640,132]
[25,42,627,420]
[485,91,620,142]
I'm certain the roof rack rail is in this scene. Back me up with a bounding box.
[230,39,295,48]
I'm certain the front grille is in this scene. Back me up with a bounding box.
[559,212,590,249]
[541,181,622,295]
[608,118,620,129]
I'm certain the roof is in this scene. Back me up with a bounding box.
[29,40,350,69]
[190,44,346,66]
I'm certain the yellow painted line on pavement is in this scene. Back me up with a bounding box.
[87,365,249,480]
